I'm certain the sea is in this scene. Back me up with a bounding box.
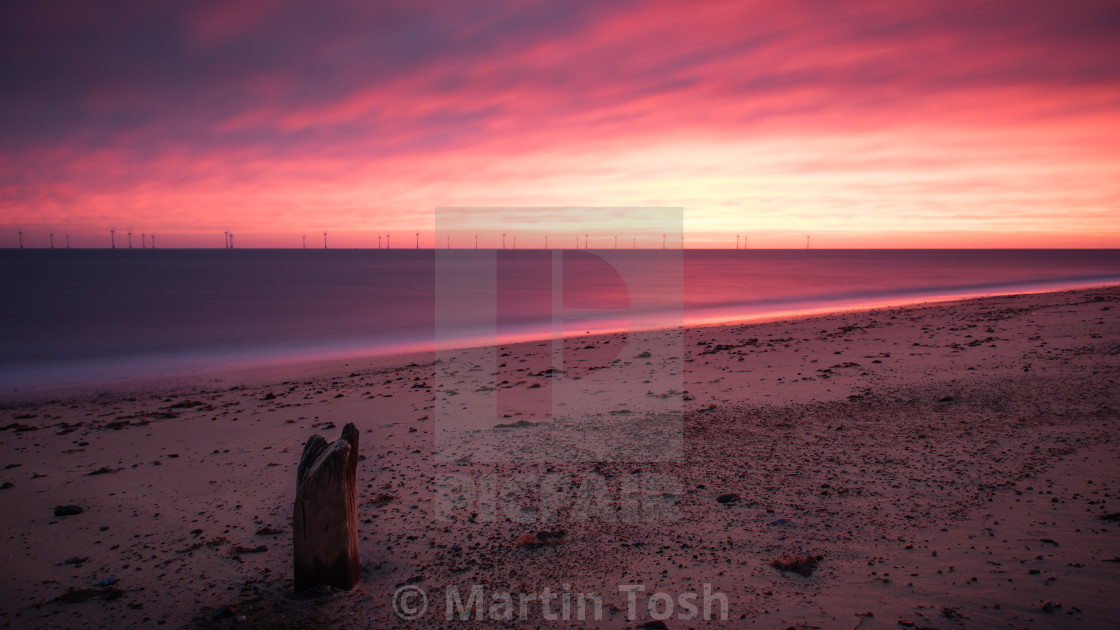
[2,249,1117,390]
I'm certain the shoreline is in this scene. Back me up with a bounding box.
[0,284,1117,628]
[4,280,1118,405]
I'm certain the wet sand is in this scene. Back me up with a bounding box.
[1,285,1118,628]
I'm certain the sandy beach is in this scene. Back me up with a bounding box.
[1,285,1118,629]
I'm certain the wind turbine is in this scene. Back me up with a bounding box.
[545,234,549,249]
[806,235,810,250]
[387,233,390,249]
[127,231,132,249]
[151,234,156,248]
[65,234,70,248]
[584,233,589,249]
[141,233,146,249]
[474,234,478,249]
[229,233,234,248]
[502,233,506,249]
[614,235,618,249]
[736,234,740,250]
[50,233,54,249]
[323,232,328,249]
[302,234,306,249]
[18,231,23,249]
[224,231,228,249]
[110,228,115,249]
[415,232,419,249]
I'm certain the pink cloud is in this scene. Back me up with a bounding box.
[1,0,1118,247]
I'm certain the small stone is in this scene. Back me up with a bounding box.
[1,482,13,489]
[1041,601,1061,612]
[517,531,563,549]
[212,605,235,619]
[96,577,118,587]
[54,505,83,517]
[770,554,821,576]
[716,493,740,504]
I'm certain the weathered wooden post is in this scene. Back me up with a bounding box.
[293,423,360,590]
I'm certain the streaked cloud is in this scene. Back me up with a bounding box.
[1,0,1118,247]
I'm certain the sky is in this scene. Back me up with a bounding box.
[1,0,1118,249]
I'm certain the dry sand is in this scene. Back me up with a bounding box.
[1,285,1118,629]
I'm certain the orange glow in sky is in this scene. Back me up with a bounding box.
[1,0,1118,248]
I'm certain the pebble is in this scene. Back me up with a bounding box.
[770,554,821,576]
[212,605,235,619]
[716,493,740,504]
[53,505,83,517]
[517,530,565,548]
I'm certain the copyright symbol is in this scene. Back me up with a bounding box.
[392,584,428,620]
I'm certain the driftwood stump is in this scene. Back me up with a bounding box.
[294,423,360,590]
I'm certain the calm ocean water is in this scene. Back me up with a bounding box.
[1,249,1117,389]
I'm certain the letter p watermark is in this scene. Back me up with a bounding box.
[432,207,684,464]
